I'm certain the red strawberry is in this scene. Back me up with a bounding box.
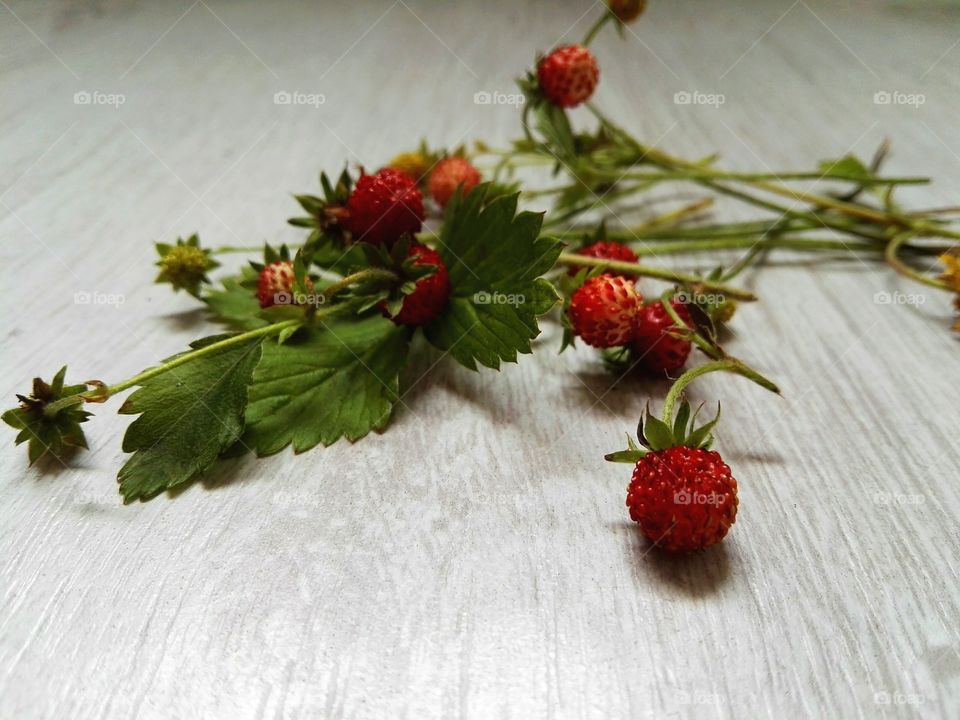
[381,244,450,326]
[537,44,600,109]
[428,157,482,207]
[344,168,425,246]
[567,241,638,277]
[257,260,296,308]
[608,0,647,22]
[627,446,738,552]
[632,300,692,374]
[568,275,642,348]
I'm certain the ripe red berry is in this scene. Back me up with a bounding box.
[381,244,450,326]
[568,275,642,348]
[632,300,692,374]
[428,157,482,207]
[344,168,425,246]
[537,44,600,109]
[568,241,639,277]
[627,446,738,552]
[257,260,296,308]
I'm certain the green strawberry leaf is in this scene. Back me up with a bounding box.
[204,268,268,331]
[423,185,562,370]
[117,335,264,503]
[243,314,410,455]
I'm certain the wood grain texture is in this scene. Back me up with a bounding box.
[1,1,958,718]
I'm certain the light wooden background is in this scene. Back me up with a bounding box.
[1,1,958,718]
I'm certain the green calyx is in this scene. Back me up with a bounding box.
[155,234,219,297]
[604,401,720,464]
[2,367,92,465]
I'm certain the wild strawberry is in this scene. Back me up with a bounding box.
[537,44,600,109]
[344,168,425,246]
[632,300,692,375]
[387,151,430,183]
[257,260,296,308]
[428,157,482,207]
[569,275,642,348]
[627,446,738,552]
[381,244,450,326]
[608,0,647,23]
[568,241,638,277]
[607,402,738,553]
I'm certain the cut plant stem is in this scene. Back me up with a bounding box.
[885,232,953,290]
[662,359,780,426]
[556,252,758,301]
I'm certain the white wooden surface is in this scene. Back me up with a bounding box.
[1,1,959,718]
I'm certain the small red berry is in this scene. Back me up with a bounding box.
[428,157,482,207]
[257,261,296,308]
[567,241,639,277]
[608,0,647,23]
[568,275,642,348]
[632,300,693,374]
[381,244,450,326]
[344,168,425,246]
[537,44,600,109]
[627,446,738,552]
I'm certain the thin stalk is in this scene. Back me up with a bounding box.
[582,13,612,46]
[556,252,758,301]
[885,232,952,291]
[662,359,780,425]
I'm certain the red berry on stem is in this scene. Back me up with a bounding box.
[344,168,425,246]
[537,44,600,108]
[627,446,738,552]
[569,275,642,348]
[257,260,296,309]
[632,300,693,374]
[381,244,450,327]
[428,157,482,208]
[568,241,639,277]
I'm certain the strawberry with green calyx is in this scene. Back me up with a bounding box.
[2,367,93,465]
[343,168,425,247]
[606,358,780,552]
[155,234,219,297]
[428,157,483,209]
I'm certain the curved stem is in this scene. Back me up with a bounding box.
[884,232,953,291]
[662,358,780,425]
[556,252,758,301]
[582,13,612,46]
[317,267,398,302]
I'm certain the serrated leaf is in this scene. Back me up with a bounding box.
[204,272,268,331]
[685,404,722,449]
[423,186,562,370]
[117,334,264,502]
[243,315,410,455]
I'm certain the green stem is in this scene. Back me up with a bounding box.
[630,236,882,256]
[556,252,758,301]
[662,359,780,425]
[884,232,953,291]
[317,267,398,302]
[582,13,612,46]
[614,170,927,186]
